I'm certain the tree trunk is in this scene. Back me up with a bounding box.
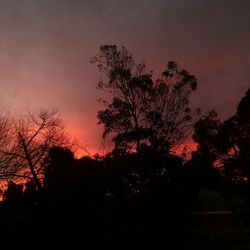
[133,115,141,153]
[18,133,42,192]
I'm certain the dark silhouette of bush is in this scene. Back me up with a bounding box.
[3,181,23,207]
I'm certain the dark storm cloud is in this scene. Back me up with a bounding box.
[0,0,248,153]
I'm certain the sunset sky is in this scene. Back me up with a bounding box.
[0,0,249,155]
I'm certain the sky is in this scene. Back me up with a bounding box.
[0,0,249,155]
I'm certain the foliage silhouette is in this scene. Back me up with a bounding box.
[91,45,199,155]
[3,181,23,207]
[191,110,222,188]
[192,88,250,184]
[218,88,250,182]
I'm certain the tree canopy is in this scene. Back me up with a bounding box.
[192,88,250,183]
[91,45,199,155]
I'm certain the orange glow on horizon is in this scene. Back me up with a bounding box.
[172,141,198,159]
[73,140,199,159]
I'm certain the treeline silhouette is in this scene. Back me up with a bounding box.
[1,148,195,249]
[0,45,249,249]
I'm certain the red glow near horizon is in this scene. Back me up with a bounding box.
[0,1,248,202]
[0,0,247,166]
[72,135,199,160]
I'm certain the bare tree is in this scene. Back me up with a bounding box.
[0,109,71,191]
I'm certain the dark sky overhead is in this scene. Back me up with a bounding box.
[0,0,249,155]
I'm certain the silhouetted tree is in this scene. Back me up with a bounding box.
[193,110,221,164]
[43,146,75,204]
[191,88,250,185]
[23,180,40,206]
[3,181,23,206]
[183,110,223,191]
[217,88,250,182]
[43,146,109,209]
[91,45,199,155]
[43,147,74,187]
[0,109,71,191]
